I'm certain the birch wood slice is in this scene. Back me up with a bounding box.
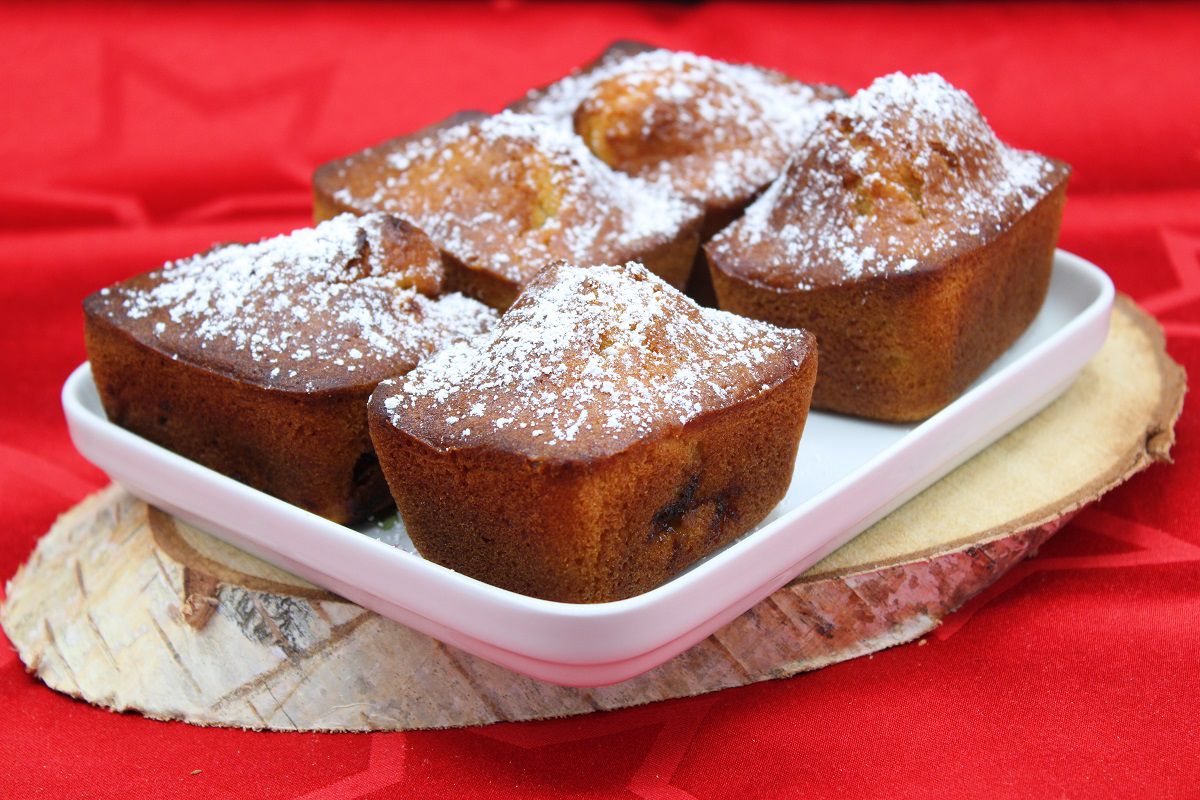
[1,296,1185,731]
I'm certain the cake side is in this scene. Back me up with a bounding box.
[368,261,817,601]
[86,314,392,522]
[710,180,1065,420]
[369,359,815,601]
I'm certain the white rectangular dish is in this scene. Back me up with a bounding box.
[63,250,1114,686]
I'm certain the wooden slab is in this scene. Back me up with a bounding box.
[0,296,1185,731]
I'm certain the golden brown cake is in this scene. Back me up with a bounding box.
[313,110,704,310]
[85,213,496,524]
[705,73,1071,422]
[511,42,844,240]
[368,261,817,602]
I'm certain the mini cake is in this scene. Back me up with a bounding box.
[705,73,1071,421]
[313,110,704,310]
[85,213,496,524]
[368,261,817,603]
[513,42,843,238]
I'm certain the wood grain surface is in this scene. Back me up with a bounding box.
[1,296,1184,731]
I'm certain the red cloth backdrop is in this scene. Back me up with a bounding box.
[2,3,1197,798]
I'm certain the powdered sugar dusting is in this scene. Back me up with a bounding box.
[708,73,1066,289]
[331,111,700,286]
[517,48,839,209]
[96,213,496,392]
[378,261,810,460]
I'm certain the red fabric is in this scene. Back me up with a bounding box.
[2,2,1197,797]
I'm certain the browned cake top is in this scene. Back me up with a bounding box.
[87,213,496,393]
[517,49,840,210]
[325,112,701,287]
[708,72,1071,290]
[376,261,813,462]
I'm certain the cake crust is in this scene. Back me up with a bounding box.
[313,110,703,310]
[368,261,817,602]
[511,41,843,238]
